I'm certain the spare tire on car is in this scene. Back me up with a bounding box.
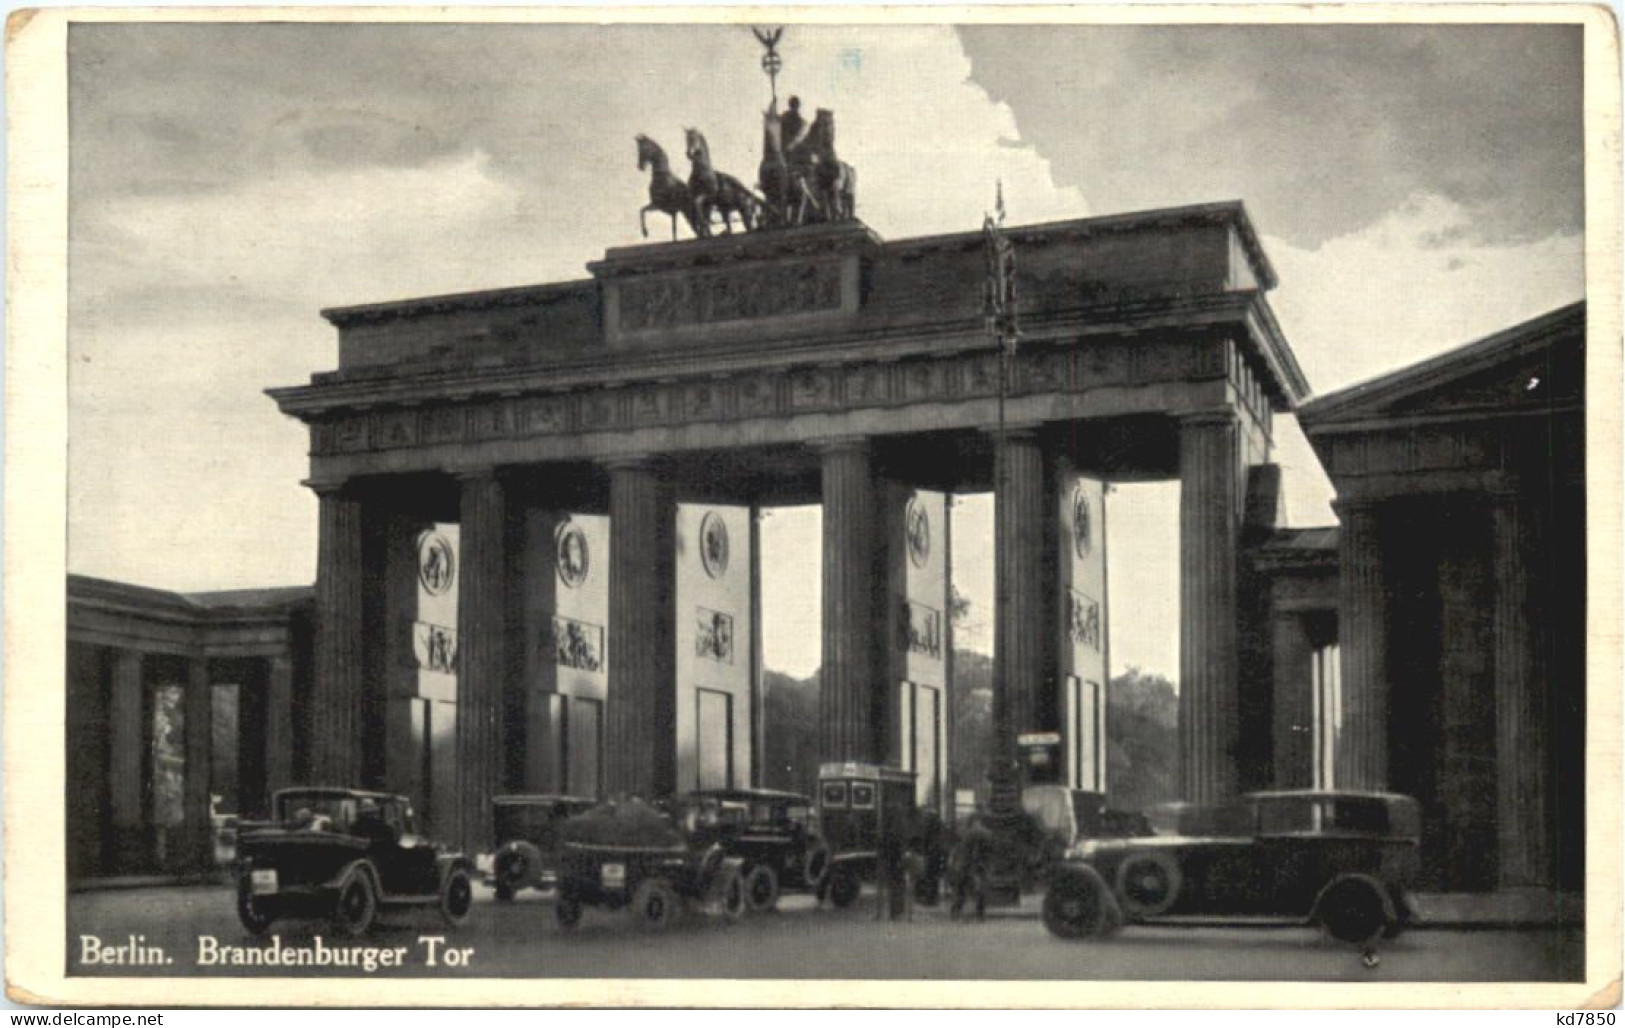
[1043,864,1122,939]
[1115,850,1182,919]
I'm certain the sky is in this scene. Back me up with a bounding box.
[66,21,1586,682]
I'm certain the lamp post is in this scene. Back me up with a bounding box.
[983,183,1022,809]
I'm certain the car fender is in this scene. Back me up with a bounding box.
[1310,872,1396,925]
[436,852,474,881]
[322,857,380,895]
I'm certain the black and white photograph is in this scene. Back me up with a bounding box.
[5,5,1619,1007]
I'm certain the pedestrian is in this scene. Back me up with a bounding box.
[948,817,994,921]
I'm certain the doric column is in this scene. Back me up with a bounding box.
[453,469,510,853]
[818,438,884,762]
[1493,489,1552,887]
[1335,498,1388,789]
[264,654,295,799]
[1271,615,1314,789]
[108,649,146,865]
[183,656,213,868]
[992,426,1051,760]
[1179,412,1243,802]
[311,485,366,786]
[606,458,677,797]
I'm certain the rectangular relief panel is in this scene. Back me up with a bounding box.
[675,504,753,793]
[886,487,950,814]
[1058,471,1109,792]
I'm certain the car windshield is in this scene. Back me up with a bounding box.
[1322,798,1390,833]
[1021,789,1074,836]
[1257,799,1317,834]
[276,794,358,830]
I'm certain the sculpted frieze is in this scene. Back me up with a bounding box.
[737,376,776,417]
[309,335,1215,457]
[790,369,836,411]
[845,365,890,407]
[518,397,570,435]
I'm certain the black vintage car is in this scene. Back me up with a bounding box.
[553,797,746,931]
[480,794,598,901]
[816,762,947,911]
[670,788,830,911]
[234,787,475,937]
[1042,790,1421,949]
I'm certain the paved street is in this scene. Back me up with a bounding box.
[66,884,1584,982]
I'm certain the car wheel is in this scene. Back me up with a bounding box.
[827,867,861,909]
[744,864,780,913]
[1115,851,1182,919]
[802,838,832,890]
[1043,867,1119,940]
[710,864,747,923]
[439,868,474,927]
[236,883,274,937]
[632,878,680,932]
[331,866,378,937]
[554,896,583,930]
[1315,875,1391,946]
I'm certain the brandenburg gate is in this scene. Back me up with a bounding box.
[270,204,1309,852]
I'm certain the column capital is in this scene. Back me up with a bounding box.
[303,477,350,497]
[979,422,1045,442]
[1180,408,1241,429]
[601,453,661,473]
[809,435,871,456]
[1331,494,1383,518]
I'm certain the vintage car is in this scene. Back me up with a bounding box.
[1042,790,1421,949]
[816,762,947,912]
[669,788,831,911]
[233,787,475,937]
[553,797,746,930]
[480,794,598,901]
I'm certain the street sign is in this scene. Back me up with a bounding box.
[1017,731,1062,747]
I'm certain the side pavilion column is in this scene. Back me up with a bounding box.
[991,425,1052,761]
[453,468,511,854]
[310,483,367,786]
[1334,496,1389,788]
[817,437,885,762]
[1492,487,1552,887]
[605,457,677,797]
[1179,411,1244,802]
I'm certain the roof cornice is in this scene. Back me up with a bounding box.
[1299,301,1585,430]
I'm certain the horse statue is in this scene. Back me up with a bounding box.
[759,104,821,228]
[804,109,856,223]
[684,127,761,237]
[636,134,698,240]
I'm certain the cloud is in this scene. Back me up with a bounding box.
[1265,192,1584,396]
[958,24,1583,249]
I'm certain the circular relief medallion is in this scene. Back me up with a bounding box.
[556,523,590,589]
[699,511,730,579]
[905,496,931,568]
[1071,486,1094,560]
[417,531,456,596]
